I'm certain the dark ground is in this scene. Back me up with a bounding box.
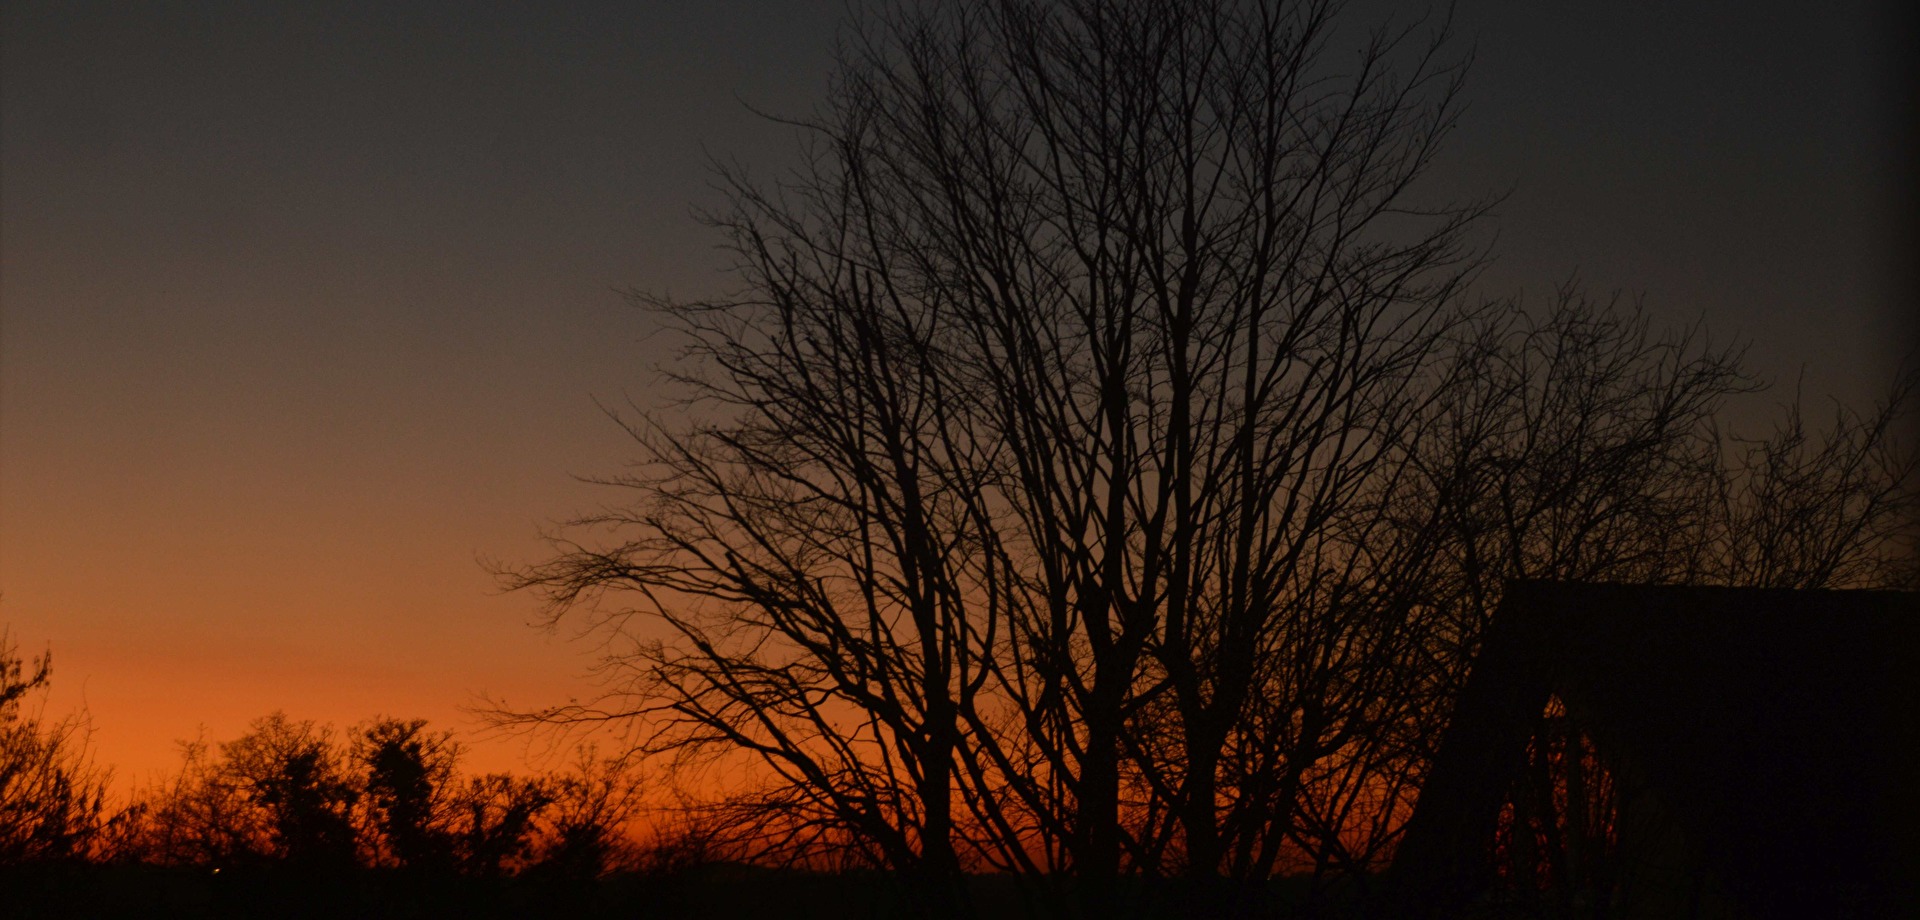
[3,863,1363,919]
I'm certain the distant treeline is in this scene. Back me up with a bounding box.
[0,633,794,917]
[0,635,707,880]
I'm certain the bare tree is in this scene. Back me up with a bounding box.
[1709,366,1920,590]
[0,630,116,866]
[502,1,1916,916]
[529,746,647,879]
[1397,290,1757,708]
[128,735,259,866]
[506,0,1487,912]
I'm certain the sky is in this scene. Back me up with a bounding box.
[3,0,1913,787]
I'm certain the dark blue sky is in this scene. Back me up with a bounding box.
[2,0,1912,780]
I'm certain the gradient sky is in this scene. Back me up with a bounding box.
[3,0,1913,787]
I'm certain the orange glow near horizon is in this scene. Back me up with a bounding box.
[6,600,611,793]
[0,500,647,791]
[3,0,1909,856]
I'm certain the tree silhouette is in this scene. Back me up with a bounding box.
[498,0,1915,916]
[358,717,459,872]
[0,630,115,866]
[457,773,551,877]
[0,630,50,714]
[1708,370,1919,590]
[531,747,646,879]
[503,0,1486,912]
[129,735,259,867]
[219,713,360,869]
[114,711,642,888]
